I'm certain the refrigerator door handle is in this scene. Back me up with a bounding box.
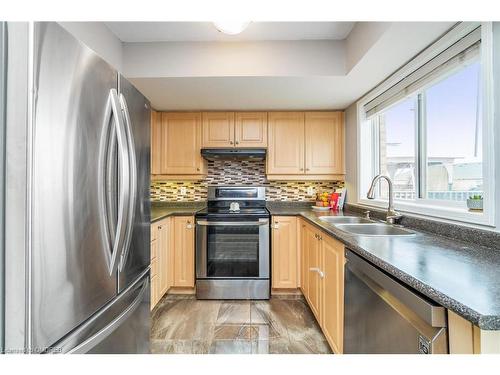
[98,88,131,276]
[67,276,148,354]
[118,93,137,271]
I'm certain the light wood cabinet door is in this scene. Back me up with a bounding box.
[271,216,298,289]
[299,220,310,299]
[202,112,235,148]
[267,112,305,174]
[235,112,268,148]
[161,112,203,175]
[321,234,344,354]
[305,112,345,174]
[151,110,162,175]
[150,274,159,310]
[173,216,195,287]
[306,226,321,320]
[158,220,170,297]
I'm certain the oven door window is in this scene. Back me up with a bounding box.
[206,224,260,277]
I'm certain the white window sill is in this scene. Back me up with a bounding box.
[357,198,494,228]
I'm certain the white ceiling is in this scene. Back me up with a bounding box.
[105,22,355,42]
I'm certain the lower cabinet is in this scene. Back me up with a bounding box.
[150,217,172,309]
[150,215,195,310]
[173,216,195,288]
[299,218,345,353]
[271,216,298,289]
[321,234,345,354]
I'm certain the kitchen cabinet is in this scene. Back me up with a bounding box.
[235,112,268,147]
[271,216,298,289]
[299,218,345,353]
[151,110,161,175]
[307,224,322,320]
[267,111,345,180]
[202,112,235,148]
[158,220,171,297]
[305,112,344,175]
[267,112,305,175]
[150,217,173,309]
[202,111,268,148]
[321,234,345,354]
[300,220,310,299]
[150,112,206,180]
[173,216,195,287]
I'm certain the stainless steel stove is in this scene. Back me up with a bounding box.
[195,186,270,299]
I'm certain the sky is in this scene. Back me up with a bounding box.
[383,61,481,160]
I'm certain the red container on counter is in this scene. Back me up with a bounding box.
[329,193,340,210]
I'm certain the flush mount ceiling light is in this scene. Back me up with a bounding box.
[213,21,250,35]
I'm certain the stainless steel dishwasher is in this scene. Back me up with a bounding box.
[344,250,448,354]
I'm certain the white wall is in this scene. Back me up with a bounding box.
[59,22,123,71]
[123,40,346,78]
[344,103,358,204]
[493,22,500,229]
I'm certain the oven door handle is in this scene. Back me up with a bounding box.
[196,219,269,226]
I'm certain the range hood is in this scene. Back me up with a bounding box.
[201,148,266,161]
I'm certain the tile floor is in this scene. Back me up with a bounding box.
[150,295,332,354]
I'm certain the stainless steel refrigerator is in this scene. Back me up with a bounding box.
[2,22,151,354]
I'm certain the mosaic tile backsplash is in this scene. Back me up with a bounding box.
[151,159,343,202]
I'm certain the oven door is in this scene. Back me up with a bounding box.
[196,218,269,279]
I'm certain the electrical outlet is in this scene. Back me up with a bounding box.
[306,186,315,196]
[180,187,187,195]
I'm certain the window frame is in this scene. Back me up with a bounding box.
[356,22,495,227]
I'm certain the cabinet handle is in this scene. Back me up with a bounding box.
[230,140,234,145]
[306,168,310,171]
[300,168,304,171]
[235,141,239,145]
[309,267,325,278]
[197,167,200,171]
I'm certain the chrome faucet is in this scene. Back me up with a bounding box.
[366,175,402,224]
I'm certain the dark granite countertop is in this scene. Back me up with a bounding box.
[267,202,500,330]
[151,202,206,223]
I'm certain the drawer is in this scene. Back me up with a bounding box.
[151,223,158,242]
[151,257,158,277]
[151,239,158,260]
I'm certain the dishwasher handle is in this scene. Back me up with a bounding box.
[345,250,446,328]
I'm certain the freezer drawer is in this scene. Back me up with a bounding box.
[343,250,448,354]
[49,270,150,354]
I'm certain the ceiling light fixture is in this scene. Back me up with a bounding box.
[213,21,250,35]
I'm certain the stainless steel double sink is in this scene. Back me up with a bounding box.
[319,216,415,237]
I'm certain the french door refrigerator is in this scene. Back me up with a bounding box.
[2,22,150,354]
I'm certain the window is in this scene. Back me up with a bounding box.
[358,23,494,225]
[375,96,417,201]
[424,61,482,201]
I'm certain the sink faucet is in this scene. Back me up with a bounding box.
[366,175,402,224]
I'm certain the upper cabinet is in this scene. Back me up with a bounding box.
[202,112,235,148]
[235,112,268,148]
[267,111,345,180]
[267,112,305,175]
[305,112,344,175]
[151,112,206,180]
[151,110,162,175]
[202,111,268,148]
[151,110,343,181]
